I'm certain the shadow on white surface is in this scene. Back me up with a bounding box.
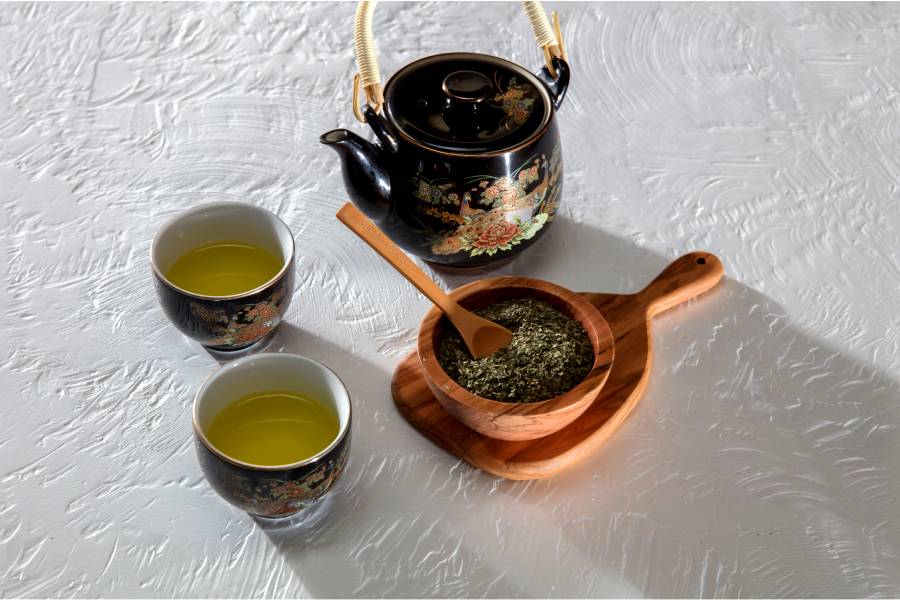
[487,219,900,597]
[252,493,338,540]
[246,220,898,597]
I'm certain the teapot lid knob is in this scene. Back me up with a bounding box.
[442,70,492,103]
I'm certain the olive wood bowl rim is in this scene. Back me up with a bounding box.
[416,276,615,418]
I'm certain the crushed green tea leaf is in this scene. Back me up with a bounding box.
[437,298,594,403]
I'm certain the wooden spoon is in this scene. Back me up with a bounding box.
[336,203,513,358]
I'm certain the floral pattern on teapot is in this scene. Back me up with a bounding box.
[413,143,561,257]
[491,76,536,128]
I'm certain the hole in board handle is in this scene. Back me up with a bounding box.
[696,257,706,265]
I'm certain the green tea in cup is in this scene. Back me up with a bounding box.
[165,241,282,297]
[206,390,339,466]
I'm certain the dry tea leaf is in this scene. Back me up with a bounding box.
[437,298,593,403]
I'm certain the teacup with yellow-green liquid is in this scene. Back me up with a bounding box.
[193,353,352,518]
[151,202,295,351]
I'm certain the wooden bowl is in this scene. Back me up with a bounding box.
[416,277,615,441]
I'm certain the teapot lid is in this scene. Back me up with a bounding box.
[382,53,551,154]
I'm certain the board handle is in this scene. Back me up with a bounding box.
[636,251,724,318]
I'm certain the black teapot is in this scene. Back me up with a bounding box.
[322,1,570,267]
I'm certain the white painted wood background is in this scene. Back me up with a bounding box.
[2,2,899,597]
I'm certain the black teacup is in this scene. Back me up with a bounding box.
[151,202,295,351]
[193,353,352,518]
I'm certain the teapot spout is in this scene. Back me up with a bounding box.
[320,129,391,221]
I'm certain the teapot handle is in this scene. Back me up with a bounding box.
[537,56,570,110]
[351,0,568,123]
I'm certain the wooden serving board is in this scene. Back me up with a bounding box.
[391,252,724,480]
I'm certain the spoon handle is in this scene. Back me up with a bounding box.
[337,203,460,315]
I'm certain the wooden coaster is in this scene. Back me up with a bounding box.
[391,252,724,480]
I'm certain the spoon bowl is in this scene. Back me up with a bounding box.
[417,277,615,441]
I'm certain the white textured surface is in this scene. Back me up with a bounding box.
[2,1,900,597]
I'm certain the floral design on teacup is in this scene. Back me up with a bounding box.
[190,285,288,348]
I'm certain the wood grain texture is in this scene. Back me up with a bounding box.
[394,251,724,479]
[414,276,615,441]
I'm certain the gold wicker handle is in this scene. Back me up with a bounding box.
[351,0,567,123]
